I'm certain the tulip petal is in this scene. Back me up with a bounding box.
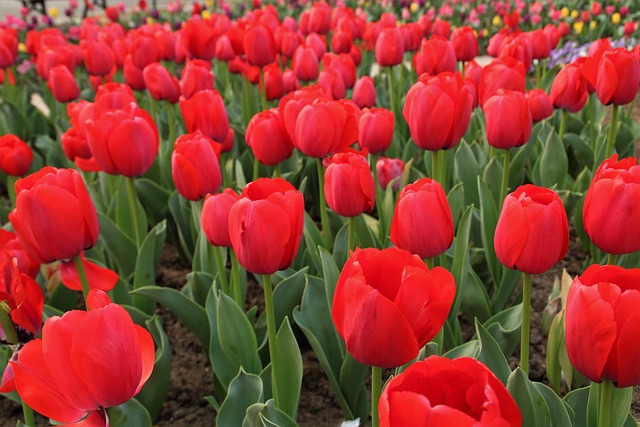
[134,324,156,394]
[596,58,617,105]
[610,289,640,387]
[64,409,108,427]
[384,391,432,427]
[60,255,119,292]
[494,196,528,270]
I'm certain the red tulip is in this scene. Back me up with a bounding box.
[228,178,304,275]
[81,40,115,77]
[399,23,422,53]
[262,63,284,101]
[530,28,551,60]
[324,151,375,217]
[0,28,19,68]
[0,135,33,177]
[494,184,568,274]
[9,167,99,263]
[376,157,404,190]
[306,32,327,60]
[318,66,346,99]
[94,82,137,115]
[11,290,154,425]
[0,230,40,279]
[331,27,353,54]
[566,264,640,388]
[379,356,522,426]
[282,69,301,94]
[292,45,319,82]
[171,131,222,201]
[179,89,230,143]
[332,247,455,367]
[432,18,451,39]
[375,27,404,67]
[357,108,394,154]
[583,155,640,255]
[499,35,532,72]
[181,17,219,60]
[243,23,277,67]
[279,85,329,142]
[390,178,454,259]
[180,59,214,99]
[246,108,294,166]
[484,89,532,149]
[352,75,376,108]
[215,34,236,62]
[596,48,640,106]
[550,62,589,113]
[0,253,44,335]
[450,26,478,62]
[143,62,181,103]
[321,53,356,89]
[526,88,553,122]
[414,35,457,76]
[202,188,240,247]
[86,105,159,177]
[47,65,79,103]
[123,55,146,91]
[130,34,160,69]
[277,27,302,58]
[403,72,473,151]
[478,57,526,106]
[59,252,118,292]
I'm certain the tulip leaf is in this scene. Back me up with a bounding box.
[135,178,171,225]
[454,140,482,207]
[181,272,215,307]
[303,212,324,272]
[192,229,219,278]
[477,177,501,291]
[133,221,167,314]
[107,398,152,427]
[446,183,465,229]
[377,180,395,245]
[443,340,479,359]
[545,312,564,393]
[319,247,340,309]
[565,133,594,171]
[509,142,533,190]
[98,213,137,278]
[339,353,369,421]
[243,400,298,427]
[132,285,209,350]
[538,128,568,188]
[217,369,263,427]
[506,368,553,427]
[206,287,239,391]
[459,267,492,324]
[333,221,349,267]
[121,304,151,326]
[474,319,511,385]
[584,382,634,427]
[271,318,302,419]
[47,281,82,313]
[136,316,171,421]
[0,101,28,139]
[491,268,523,313]
[114,176,149,247]
[217,291,261,375]
[168,191,196,263]
[483,305,522,358]
[272,268,307,328]
[533,382,574,427]
[482,157,503,207]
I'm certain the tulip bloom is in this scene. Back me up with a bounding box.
[60,252,119,292]
[180,59,214,99]
[484,89,532,149]
[81,40,115,76]
[245,109,294,166]
[0,135,33,177]
[390,178,454,259]
[0,253,44,335]
[11,290,154,426]
[478,57,526,107]
[324,151,375,217]
[243,23,277,67]
[0,230,40,279]
[180,89,230,143]
[332,247,455,367]
[583,155,640,255]
[352,76,376,108]
[550,62,589,113]
[566,264,640,388]
[47,65,79,103]
[403,72,473,151]
[130,34,160,70]
[526,89,553,122]
[228,178,304,275]
[450,26,478,62]
[143,62,181,104]
[9,167,100,263]
[202,188,240,248]
[123,55,146,91]
[292,45,319,82]
[171,131,223,201]
[414,35,457,76]
[358,108,394,154]
[376,157,404,190]
[180,17,218,60]
[375,27,404,67]
[0,28,18,68]
[596,48,640,106]
[379,356,522,426]
[494,185,568,274]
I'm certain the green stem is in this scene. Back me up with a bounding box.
[241,77,251,127]
[167,102,176,144]
[387,66,396,121]
[500,148,511,208]
[0,305,18,344]
[371,366,382,427]
[230,249,243,307]
[73,254,91,306]
[259,68,268,112]
[316,158,332,247]
[520,273,532,375]
[607,253,619,266]
[588,94,596,153]
[348,216,356,251]
[431,150,440,183]
[598,380,612,427]
[21,400,35,427]
[605,104,619,159]
[126,177,143,248]
[7,175,17,207]
[213,246,229,295]
[273,164,281,178]
[370,153,379,190]
[253,155,260,181]
[263,274,281,410]
[425,257,435,269]
[558,109,568,145]
[535,61,541,88]
[439,148,448,191]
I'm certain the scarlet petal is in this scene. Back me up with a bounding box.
[87,289,113,310]
[383,391,432,427]
[494,196,528,270]
[60,254,118,292]
[610,290,640,387]
[134,324,155,394]
[596,58,618,105]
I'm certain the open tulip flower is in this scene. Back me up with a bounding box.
[10,290,154,426]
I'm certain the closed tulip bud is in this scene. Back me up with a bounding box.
[181,17,218,60]
[262,63,284,101]
[321,53,356,89]
[379,356,522,426]
[171,131,222,201]
[143,62,181,103]
[484,89,532,149]
[94,82,137,115]
[0,135,33,177]
[282,69,301,94]
[228,178,304,275]
[86,105,159,177]
[596,48,640,106]
[478,57,526,107]
[215,34,236,61]
[179,89,230,143]
[123,55,146,91]
[566,264,640,388]
[243,23,277,67]
[332,247,455,367]
[376,157,404,190]
[499,36,532,72]
[9,167,100,263]
[246,109,293,165]
[350,44,362,66]
[399,23,422,53]
[450,26,478,62]
[583,155,640,254]
[324,151,375,217]
[318,66,346,99]
[331,28,353,54]
[130,34,160,69]
[530,28,551,60]
[292,45,319,82]
[403,72,473,151]
[352,75,376,108]
[375,27,404,67]
[0,28,19,68]
[357,108,394,154]
[550,62,589,113]
[201,188,240,247]
[415,35,457,76]
[180,59,214,99]
[526,88,553,122]
[432,18,451,38]
[306,32,327,60]
[464,60,482,85]
[391,177,454,259]
[494,185,569,274]
[81,40,114,76]
[47,65,79,103]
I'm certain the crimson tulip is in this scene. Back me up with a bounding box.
[60,252,119,292]
[375,27,404,67]
[11,290,154,426]
[81,39,115,77]
[243,23,277,67]
[262,63,284,101]
[484,89,532,149]
[352,76,376,108]
[390,178,454,259]
[171,131,223,201]
[0,253,43,335]
[123,55,146,91]
[246,109,294,166]
[94,82,137,115]
[9,167,99,263]
[0,230,40,279]
[478,57,526,107]
[332,247,455,368]
[324,151,375,217]
[357,108,394,154]
[318,66,346,99]
[47,65,79,103]
[414,35,457,76]
[180,59,214,99]
[530,29,551,60]
[526,88,553,122]
[0,28,18,68]
[202,188,240,248]
[130,34,160,70]
[494,185,568,274]
[596,47,640,106]
[179,89,230,143]
[228,178,304,275]
[282,69,301,94]
[292,45,319,82]
[376,157,404,190]
[450,26,478,62]
[180,17,219,60]
[321,53,356,89]
[379,356,522,426]
[0,135,33,177]
[550,62,589,113]
[143,62,181,103]
[566,264,640,388]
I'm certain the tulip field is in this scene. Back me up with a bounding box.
[1,0,640,425]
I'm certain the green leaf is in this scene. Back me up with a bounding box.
[115,176,149,245]
[206,287,238,391]
[243,400,298,427]
[475,319,511,385]
[564,387,590,427]
[447,183,465,229]
[443,340,479,359]
[133,221,167,314]
[217,370,263,427]
[132,286,209,349]
[272,318,302,419]
[460,267,492,324]
[332,221,349,268]
[482,156,503,207]
[192,230,223,279]
[483,305,522,358]
[454,141,482,207]
[98,213,137,278]
[181,272,215,307]
[319,247,340,309]
[217,292,261,375]
[533,382,574,427]
[168,191,196,263]
[107,398,152,427]
[506,368,553,427]
[546,312,565,393]
[135,178,171,225]
[478,177,501,289]
[303,212,324,272]
[538,128,568,188]
[339,353,369,422]
[271,268,307,328]
[136,316,171,421]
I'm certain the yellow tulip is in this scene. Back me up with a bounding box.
[409,2,419,13]
[560,7,569,18]
[570,9,579,19]
[573,21,584,34]
[590,21,597,30]
[205,0,213,6]
[18,42,27,53]
[201,10,211,19]
[48,6,58,18]
[611,13,621,24]
[146,17,154,25]
[492,15,502,27]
